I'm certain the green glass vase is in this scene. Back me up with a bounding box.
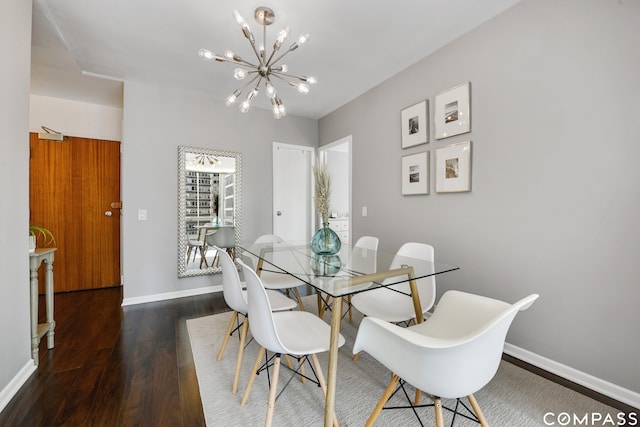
[311,223,341,255]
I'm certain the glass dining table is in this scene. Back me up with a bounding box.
[237,241,459,427]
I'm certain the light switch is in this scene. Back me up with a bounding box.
[138,209,148,221]
[361,206,368,217]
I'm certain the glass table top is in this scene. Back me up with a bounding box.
[238,241,459,298]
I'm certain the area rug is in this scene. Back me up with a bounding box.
[187,296,619,426]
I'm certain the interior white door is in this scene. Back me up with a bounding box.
[273,142,314,242]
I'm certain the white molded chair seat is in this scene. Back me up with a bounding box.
[239,260,345,427]
[215,246,297,394]
[353,290,539,426]
[351,242,435,323]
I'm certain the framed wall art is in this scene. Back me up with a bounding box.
[435,141,471,193]
[402,151,429,195]
[434,82,471,140]
[401,100,428,148]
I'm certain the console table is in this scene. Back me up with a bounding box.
[29,248,57,366]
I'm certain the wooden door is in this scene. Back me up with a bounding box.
[30,133,121,292]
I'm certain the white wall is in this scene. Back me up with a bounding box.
[319,0,640,405]
[30,95,123,141]
[0,0,35,411]
[325,149,349,217]
[121,82,318,300]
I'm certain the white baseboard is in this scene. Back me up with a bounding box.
[0,360,36,414]
[121,285,222,306]
[504,343,640,410]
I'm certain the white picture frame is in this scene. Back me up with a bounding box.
[435,141,472,193]
[402,151,429,195]
[401,100,429,148]
[434,82,471,140]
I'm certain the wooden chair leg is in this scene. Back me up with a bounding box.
[298,356,307,384]
[283,354,295,370]
[317,293,325,317]
[292,287,305,311]
[232,318,249,394]
[318,295,332,318]
[265,355,281,427]
[310,354,340,427]
[240,346,265,406]
[467,394,488,426]
[352,352,360,362]
[217,311,238,361]
[434,397,444,427]
[365,373,400,427]
[414,389,422,405]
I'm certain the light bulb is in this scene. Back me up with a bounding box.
[296,83,309,95]
[233,10,245,25]
[225,95,237,106]
[277,28,290,44]
[225,90,241,106]
[298,33,309,45]
[233,68,247,80]
[280,64,288,73]
[272,105,282,119]
[239,100,251,113]
[198,49,214,60]
[304,76,318,85]
[265,82,277,99]
[223,50,235,61]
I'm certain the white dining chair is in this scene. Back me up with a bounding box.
[350,242,435,324]
[353,290,539,426]
[242,234,306,310]
[238,260,345,427]
[205,226,235,267]
[215,246,297,394]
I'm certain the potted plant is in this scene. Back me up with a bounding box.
[29,225,56,252]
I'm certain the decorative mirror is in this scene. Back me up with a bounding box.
[178,145,242,277]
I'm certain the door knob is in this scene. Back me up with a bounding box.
[276,211,282,216]
[105,211,113,216]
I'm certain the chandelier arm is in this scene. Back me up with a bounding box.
[235,74,261,96]
[269,73,297,86]
[271,71,307,81]
[230,58,260,68]
[268,49,293,68]
[247,38,263,66]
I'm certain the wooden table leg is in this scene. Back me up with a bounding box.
[324,296,343,427]
[406,267,424,324]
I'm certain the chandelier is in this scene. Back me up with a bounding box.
[199,7,317,119]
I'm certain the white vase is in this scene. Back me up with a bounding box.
[29,235,36,253]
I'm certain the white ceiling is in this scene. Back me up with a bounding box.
[31,0,522,119]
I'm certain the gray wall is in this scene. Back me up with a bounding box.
[121,82,318,299]
[0,0,34,406]
[319,0,640,396]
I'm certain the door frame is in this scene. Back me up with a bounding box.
[319,135,352,243]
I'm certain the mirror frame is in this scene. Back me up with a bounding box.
[177,145,242,278]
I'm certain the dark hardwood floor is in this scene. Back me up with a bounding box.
[0,286,229,427]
